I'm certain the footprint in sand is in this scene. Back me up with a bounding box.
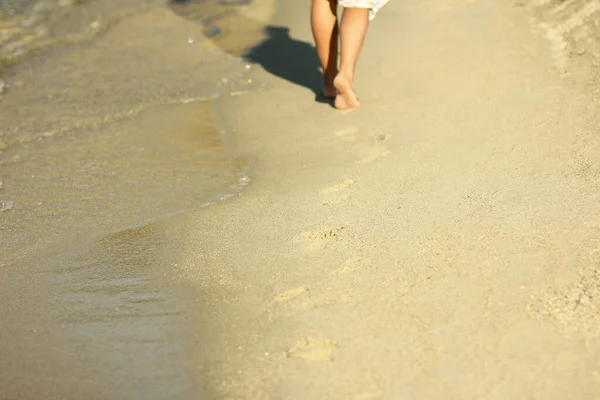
[286,338,338,362]
[290,227,345,253]
[333,126,390,164]
[333,126,360,142]
[357,145,390,164]
[332,256,362,275]
[320,179,355,195]
[298,296,351,311]
[300,227,343,240]
[273,286,308,303]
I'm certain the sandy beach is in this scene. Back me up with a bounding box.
[2,0,600,398]
[164,0,600,398]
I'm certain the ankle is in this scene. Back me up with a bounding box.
[337,66,354,81]
[325,70,337,84]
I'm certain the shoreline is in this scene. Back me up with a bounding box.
[2,0,600,397]
[0,0,278,260]
[0,2,277,398]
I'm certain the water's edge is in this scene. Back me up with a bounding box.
[0,1,276,398]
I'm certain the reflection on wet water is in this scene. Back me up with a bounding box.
[0,0,36,17]
[0,6,255,149]
[0,224,208,399]
[0,0,162,67]
[0,1,264,255]
[0,101,251,252]
[170,0,275,56]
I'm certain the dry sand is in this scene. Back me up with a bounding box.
[159,0,600,398]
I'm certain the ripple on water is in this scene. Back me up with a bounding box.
[0,100,253,251]
[0,5,260,147]
[0,0,269,246]
[0,223,209,399]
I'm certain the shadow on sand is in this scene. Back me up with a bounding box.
[168,0,329,104]
[243,26,331,104]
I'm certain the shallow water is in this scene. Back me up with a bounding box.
[0,0,264,258]
[0,1,259,149]
[0,0,273,397]
[1,224,208,399]
[0,101,252,261]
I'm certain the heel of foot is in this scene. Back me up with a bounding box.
[333,75,359,110]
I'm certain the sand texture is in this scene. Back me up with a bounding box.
[162,0,600,397]
[4,0,596,397]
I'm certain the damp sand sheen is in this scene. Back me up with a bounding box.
[3,0,600,399]
[0,0,274,398]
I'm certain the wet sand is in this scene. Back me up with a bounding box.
[0,1,273,398]
[1,224,208,399]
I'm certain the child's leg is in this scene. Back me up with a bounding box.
[311,0,339,97]
[334,7,369,109]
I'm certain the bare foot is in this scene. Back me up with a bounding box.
[333,74,360,110]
